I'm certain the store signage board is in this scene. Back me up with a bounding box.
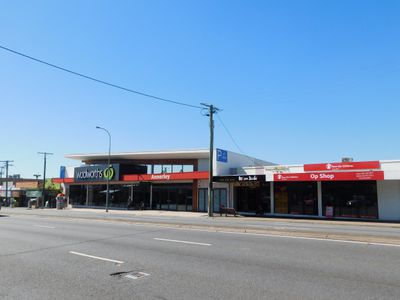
[74,164,120,182]
[216,149,228,163]
[274,171,384,182]
[304,161,380,172]
[213,175,266,182]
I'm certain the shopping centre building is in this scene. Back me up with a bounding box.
[53,149,400,221]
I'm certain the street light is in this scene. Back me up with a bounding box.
[96,126,111,212]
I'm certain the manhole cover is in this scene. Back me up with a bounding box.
[125,272,150,280]
[110,271,150,280]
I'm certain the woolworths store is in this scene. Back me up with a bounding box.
[53,149,400,221]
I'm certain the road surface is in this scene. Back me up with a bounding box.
[0,213,399,299]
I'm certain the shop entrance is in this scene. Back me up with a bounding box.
[152,183,193,211]
[274,182,318,215]
[127,183,151,210]
[235,182,270,214]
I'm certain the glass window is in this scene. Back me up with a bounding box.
[162,165,172,173]
[182,165,194,172]
[274,182,318,215]
[322,181,378,219]
[153,165,162,174]
[69,185,86,206]
[172,165,184,173]
[146,165,153,174]
[213,188,227,213]
[198,188,208,212]
[152,184,192,211]
[235,182,270,214]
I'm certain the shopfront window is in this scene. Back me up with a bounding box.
[322,181,378,219]
[152,183,192,211]
[236,182,270,214]
[213,188,227,213]
[198,188,227,213]
[274,182,318,215]
[69,185,86,206]
[198,188,208,212]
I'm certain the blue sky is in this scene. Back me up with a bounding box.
[0,0,399,178]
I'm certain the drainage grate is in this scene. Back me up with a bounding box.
[110,271,150,280]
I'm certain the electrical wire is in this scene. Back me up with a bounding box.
[216,114,265,167]
[0,45,202,109]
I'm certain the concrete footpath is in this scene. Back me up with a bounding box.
[2,207,400,245]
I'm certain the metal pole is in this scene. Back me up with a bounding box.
[5,162,9,207]
[96,126,111,212]
[0,161,14,207]
[38,152,53,209]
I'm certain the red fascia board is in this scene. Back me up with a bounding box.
[123,171,209,181]
[52,178,74,184]
[274,171,384,182]
[304,161,380,172]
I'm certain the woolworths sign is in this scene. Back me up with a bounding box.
[74,164,120,182]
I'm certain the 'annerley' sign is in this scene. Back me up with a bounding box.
[274,171,384,182]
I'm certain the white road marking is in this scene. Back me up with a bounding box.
[69,251,124,264]
[154,238,212,246]
[33,225,56,229]
[145,225,400,248]
[216,231,400,248]
[125,272,150,280]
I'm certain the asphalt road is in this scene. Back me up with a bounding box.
[3,208,400,241]
[1,214,400,299]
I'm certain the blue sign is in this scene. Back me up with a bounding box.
[60,166,66,179]
[216,149,228,163]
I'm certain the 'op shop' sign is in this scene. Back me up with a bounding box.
[274,171,384,182]
[74,164,120,182]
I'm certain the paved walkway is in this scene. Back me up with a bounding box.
[2,207,400,228]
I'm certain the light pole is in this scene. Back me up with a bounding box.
[96,126,111,212]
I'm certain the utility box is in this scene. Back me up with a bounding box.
[56,195,66,209]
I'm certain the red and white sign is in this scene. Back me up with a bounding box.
[304,161,380,172]
[123,171,209,182]
[274,171,384,182]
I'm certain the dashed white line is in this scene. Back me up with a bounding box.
[154,238,212,246]
[69,251,124,264]
[33,225,56,229]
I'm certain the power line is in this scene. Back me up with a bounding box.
[216,114,264,167]
[216,114,245,154]
[0,45,202,109]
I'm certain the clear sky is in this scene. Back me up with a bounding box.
[0,0,399,178]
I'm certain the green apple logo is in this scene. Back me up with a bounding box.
[103,166,115,180]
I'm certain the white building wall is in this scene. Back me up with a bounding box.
[215,150,274,176]
[381,161,400,180]
[377,180,400,221]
